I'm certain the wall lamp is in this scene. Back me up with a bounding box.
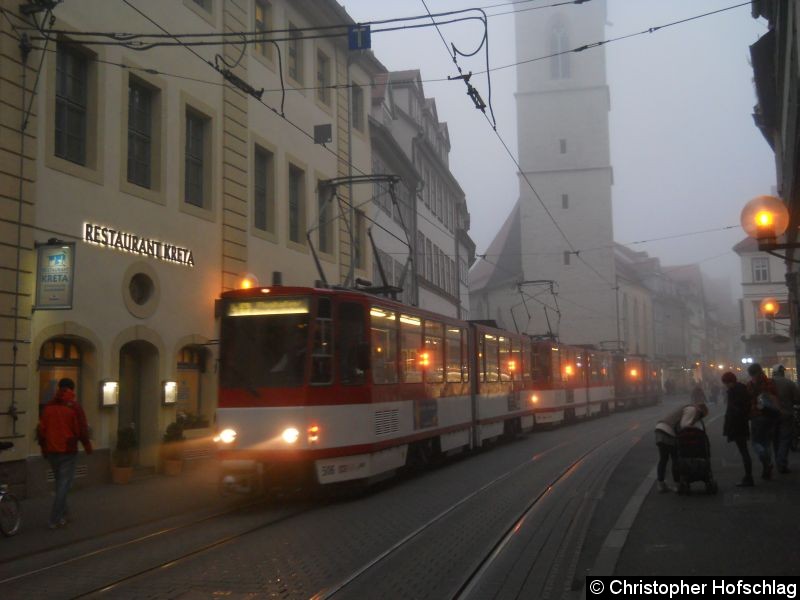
[100,380,119,407]
[162,381,178,405]
[740,195,795,257]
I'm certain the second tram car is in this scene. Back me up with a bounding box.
[215,285,661,491]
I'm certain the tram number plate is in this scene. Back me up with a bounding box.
[318,457,369,482]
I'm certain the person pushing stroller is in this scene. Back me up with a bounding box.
[654,397,709,493]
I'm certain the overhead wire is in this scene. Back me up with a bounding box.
[115,0,466,279]
[4,0,750,296]
[7,2,752,99]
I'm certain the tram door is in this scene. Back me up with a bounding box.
[337,302,367,385]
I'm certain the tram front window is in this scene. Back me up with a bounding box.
[221,298,310,389]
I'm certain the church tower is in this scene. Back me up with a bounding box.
[471,0,617,346]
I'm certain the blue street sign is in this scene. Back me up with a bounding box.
[348,25,371,50]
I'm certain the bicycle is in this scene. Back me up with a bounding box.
[0,441,21,536]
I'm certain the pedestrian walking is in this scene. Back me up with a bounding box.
[745,363,779,480]
[654,397,709,493]
[721,371,754,487]
[770,364,799,474]
[37,378,93,529]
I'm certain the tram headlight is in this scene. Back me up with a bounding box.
[282,427,300,444]
[214,428,237,444]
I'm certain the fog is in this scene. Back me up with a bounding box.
[340,0,775,299]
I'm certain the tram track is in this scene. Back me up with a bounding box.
[310,416,648,600]
[0,495,314,597]
[68,438,577,599]
[5,405,662,599]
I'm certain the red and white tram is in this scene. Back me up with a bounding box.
[215,285,660,491]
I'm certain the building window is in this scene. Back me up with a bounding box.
[317,49,331,105]
[355,209,366,269]
[416,232,425,275]
[559,138,567,154]
[38,338,81,413]
[752,257,769,283]
[127,79,152,189]
[288,23,303,83]
[318,185,333,253]
[563,251,571,265]
[426,238,433,281]
[562,193,569,209]
[352,83,364,132]
[288,164,305,244]
[254,145,274,232]
[550,24,570,79]
[184,109,208,208]
[55,43,88,165]
[192,0,212,11]
[254,0,273,60]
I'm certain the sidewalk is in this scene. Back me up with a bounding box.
[612,400,800,576]
[0,461,244,564]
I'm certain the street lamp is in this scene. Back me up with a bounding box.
[740,195,791,251]
[760,297,780,319]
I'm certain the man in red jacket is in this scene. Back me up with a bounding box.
[38,378,93,529]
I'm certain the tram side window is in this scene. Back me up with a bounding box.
[498,336,512,381]
[424,320,444,383]
[338,302,366,385]
[590,353,610,384]
[522,339,532,382]
[311,298,333,384]
[445,327,462,382]
[370,307,398,384]
[574,352,585,382]
[562,349,577,383]
[400,314,422,383]
[510,339,522,381]
[483,334,499,382]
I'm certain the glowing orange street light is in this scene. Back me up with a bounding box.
[760,297,780,319]
[564,365,574,377]
[740,195,790,249]
[508,360,517,373]
[630,368,639,379]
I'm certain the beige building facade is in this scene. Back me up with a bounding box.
[0,0,380,493]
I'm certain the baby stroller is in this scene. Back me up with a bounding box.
[675,420,718,495]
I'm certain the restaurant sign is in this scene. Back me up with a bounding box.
[35,242,75,310]
[83,223,195,267]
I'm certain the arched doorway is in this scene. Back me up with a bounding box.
[119,340,159,467]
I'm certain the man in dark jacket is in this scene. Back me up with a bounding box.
[745,363,779,480]
[771,364,800,473]
[38,378,93,529]
[722,371,753,487]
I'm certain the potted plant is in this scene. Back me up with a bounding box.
[161,421,185,476]
[111,425,137,484]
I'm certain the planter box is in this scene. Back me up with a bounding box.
[163,459,183,476]
[111,465,133,485]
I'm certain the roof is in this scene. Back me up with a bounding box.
[733,237,759,254]
[469,201,522,292]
